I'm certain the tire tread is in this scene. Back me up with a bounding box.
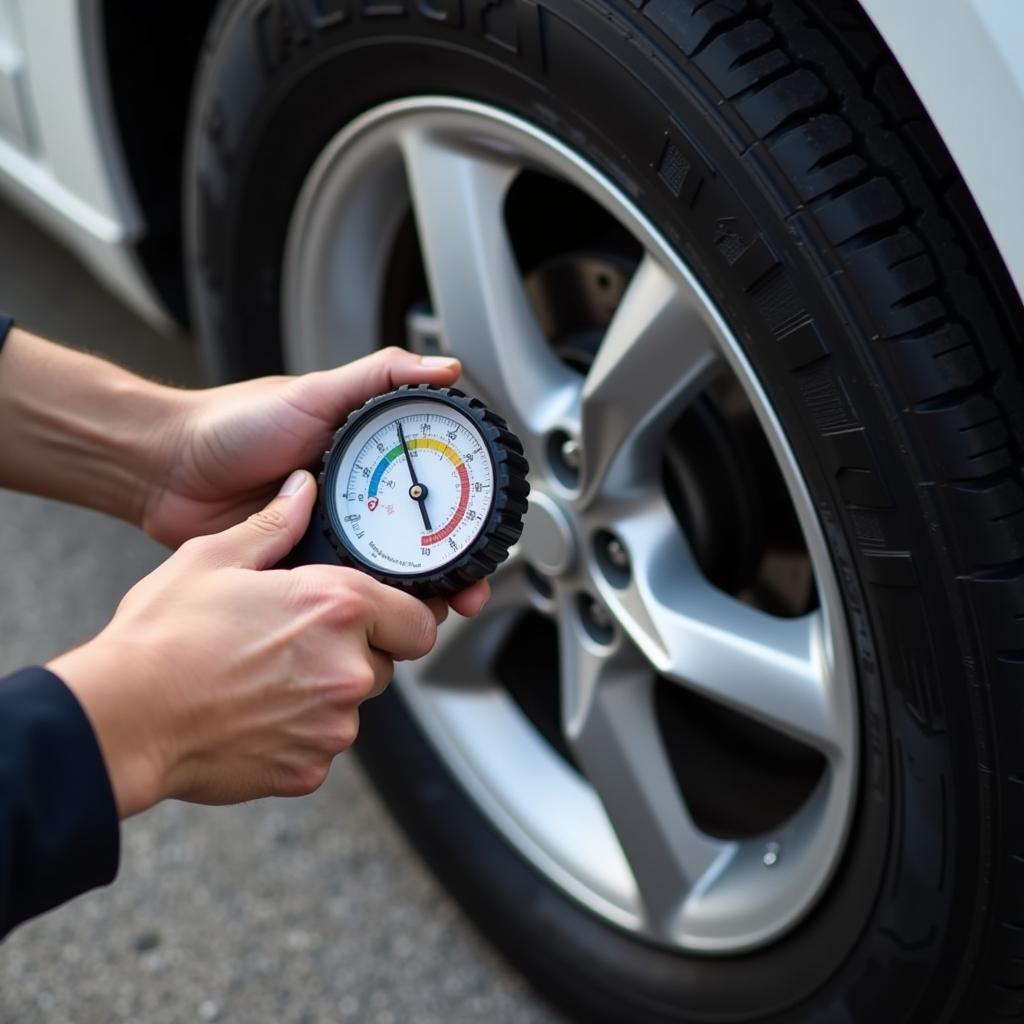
[637,0,1024,1015]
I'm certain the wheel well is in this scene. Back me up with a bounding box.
[103,1,219,326]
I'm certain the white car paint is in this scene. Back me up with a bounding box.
[0,0,170,328]
[0,0,1020,328]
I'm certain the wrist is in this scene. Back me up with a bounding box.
[99,371,195,532]
[48,636,175,819]
[126,377,198,536]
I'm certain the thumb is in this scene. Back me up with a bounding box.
[210,470,316,569]
[294,347,461,425]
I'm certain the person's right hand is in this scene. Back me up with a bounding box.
[48,469,456,819]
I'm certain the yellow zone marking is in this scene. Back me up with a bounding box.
[408,436,461,467]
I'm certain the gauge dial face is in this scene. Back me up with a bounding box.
[325,398,496,576]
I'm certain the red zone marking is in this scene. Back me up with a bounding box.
[421,464,471,546]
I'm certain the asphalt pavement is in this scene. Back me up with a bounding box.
[0,198,564,1024]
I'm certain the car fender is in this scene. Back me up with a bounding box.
[859,0,1024,306]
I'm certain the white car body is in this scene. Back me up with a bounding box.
[0,0,1021,328]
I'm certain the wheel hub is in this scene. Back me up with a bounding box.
[521,491,577,578]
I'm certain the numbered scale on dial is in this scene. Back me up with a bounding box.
[318,385,530,597]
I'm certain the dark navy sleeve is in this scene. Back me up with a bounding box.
[0,313,12,352]
[0,668,120,941]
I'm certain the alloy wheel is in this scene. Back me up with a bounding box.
[282,97,858,954]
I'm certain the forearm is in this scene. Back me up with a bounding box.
[0,327,187,526]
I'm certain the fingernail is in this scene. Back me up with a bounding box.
[418,355,459,368]
[278,470,307,497]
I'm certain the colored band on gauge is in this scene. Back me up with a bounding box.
[366,436,471,546]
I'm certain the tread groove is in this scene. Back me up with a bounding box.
[913,381,999,414]
[834,219,909,256]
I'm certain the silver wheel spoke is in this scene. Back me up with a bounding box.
[399,128,578,447]
[579,255,723,502]
[600,504,838,754]
[559,604,729,936]
[416,553,531,685]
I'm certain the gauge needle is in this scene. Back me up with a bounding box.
[397,421,433,533]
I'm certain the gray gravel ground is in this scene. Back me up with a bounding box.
[0,199,565,1024]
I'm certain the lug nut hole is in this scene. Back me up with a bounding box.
[594,530,630,588]
[578,593,615,645]
[548,430,580,487]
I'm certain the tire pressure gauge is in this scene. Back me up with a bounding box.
[318,384,530,597]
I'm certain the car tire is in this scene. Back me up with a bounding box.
[185,0,1024,1020]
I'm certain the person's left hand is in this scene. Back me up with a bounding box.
[144,345,471,559]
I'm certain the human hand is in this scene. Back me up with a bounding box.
[143,347,460,548]
[49,470,476,818]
